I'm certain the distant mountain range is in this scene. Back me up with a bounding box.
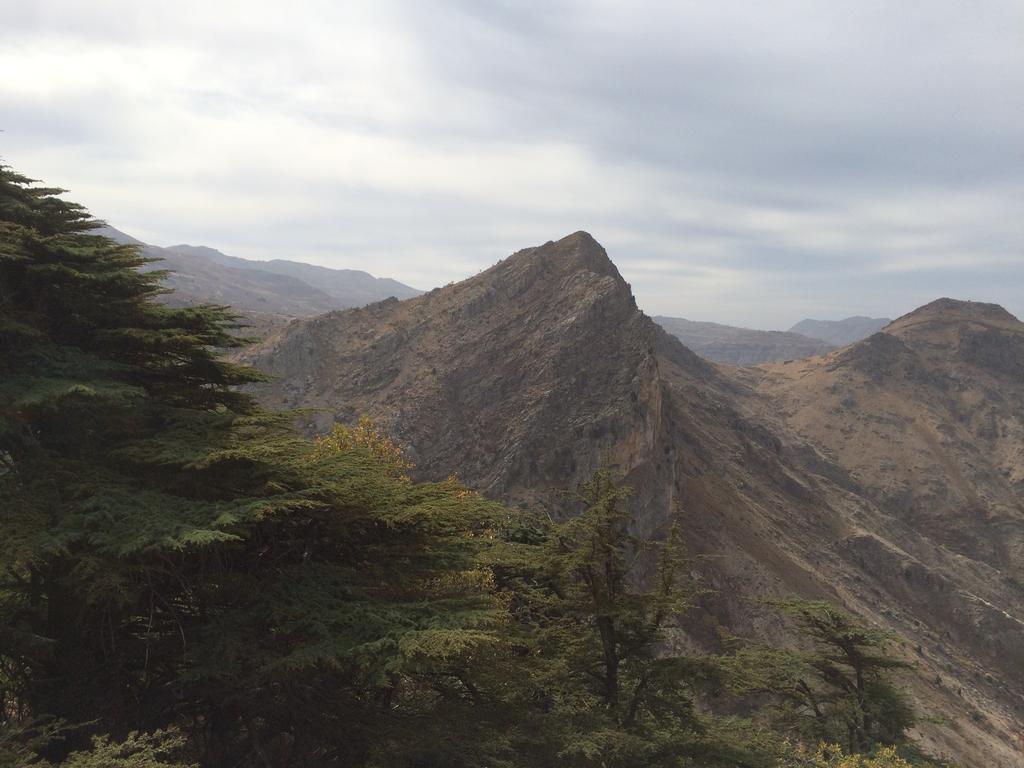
[97,225,421,333]
[101,224,888,361]
[788,315,891,346]
[653,316,834,365]
[654,314,891,365]
[165,242,420,309]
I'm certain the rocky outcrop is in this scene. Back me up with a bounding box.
[755,298,1024,574]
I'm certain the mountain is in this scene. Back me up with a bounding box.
[97,225,421,334]
[167,243,421,307]
[654,316,834,365]
[743,298,1024,761]
[789,315,891,346]
[753,298,1024,578]
[239,234,1024,766]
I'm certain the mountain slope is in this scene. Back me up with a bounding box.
[654,315,834,365]
[754,299,1024,571]
[239,236,1024,766]
[790,315,891,346]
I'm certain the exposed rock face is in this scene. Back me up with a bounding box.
[790,315,891,346]
[241,238,1024,766]
[654,316,834,365]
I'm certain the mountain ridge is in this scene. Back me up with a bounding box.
[790,315,891,346]
[654,315,835,365]
[239,232,1024,766]
[96,225,421,330]
[166,242,421,307]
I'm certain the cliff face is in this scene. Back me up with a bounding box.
[240,236,1024,766]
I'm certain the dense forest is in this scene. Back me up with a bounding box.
[0,165,949,767]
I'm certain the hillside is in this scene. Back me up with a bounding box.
[654,315,834,365]
[752,299,1024,578]
[240,234,1024,766]
[790,315,891,346]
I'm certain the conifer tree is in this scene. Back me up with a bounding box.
[0,165,508,766]
[732,601,917,757]
[778,601,916,754]
[492,468,766,767]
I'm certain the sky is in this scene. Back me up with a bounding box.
[3,0,1022,328]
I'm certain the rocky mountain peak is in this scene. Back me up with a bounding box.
[889,297,1020,331]
[874,298,1023,380]
[534,230,624,280]
[474,230,630,306]
[239,233,707,521]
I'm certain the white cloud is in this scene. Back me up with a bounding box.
[2,0,1021,328]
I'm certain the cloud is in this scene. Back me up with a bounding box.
[2,0,1021,327]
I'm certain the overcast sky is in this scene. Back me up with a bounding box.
[3,0,1022,328]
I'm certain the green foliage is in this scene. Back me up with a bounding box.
[0,165,509,766]
[774,741,946,768]
[480,468,773,767]
[728,601,917,756]
[0,722,194,768]
[313,416,413,477]
[47,731,195,768]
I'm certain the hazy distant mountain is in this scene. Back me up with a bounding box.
[239,233,1024,765]
[95,225,421,335]
[788,315,890,346]
[654,316,834,365]
[167,243,421,307]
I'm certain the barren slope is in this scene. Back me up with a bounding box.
[751,299,1024,572]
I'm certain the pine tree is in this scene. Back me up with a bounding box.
[731,601,917,757]
[489,468,767,767]
[778,601,916,754]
